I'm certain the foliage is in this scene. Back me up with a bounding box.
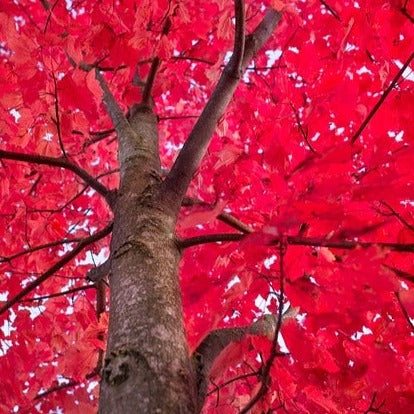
[0,0,414,412]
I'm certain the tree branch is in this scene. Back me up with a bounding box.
[162,7,281,213]
[231,0,246,76]
[141,57,161,107]
[394,291,414,332]
[51,71,68,157]
[351,51,414,144]
[0,223,113,315]
[240,242,286,413]
[86,259,111,282]
[179,231,414,253]
[0,149,114,206]
[178,233,244,248]
[22,285,95,302]
[182,196,253,233]
[194,314,279,411]
[319,0,341,21]
[95,68,135,139]
[0,237,84,263]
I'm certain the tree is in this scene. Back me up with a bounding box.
[0,0,414,412]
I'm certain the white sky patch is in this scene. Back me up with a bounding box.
[310,132,320,142]
[351,325,373,341]
[264,255,277,269]
[356,66,372,75]
[43,132,53,142]
[226,275,241,291]
[265,49,283,67]
[9,109,21,122]
[17,304,45,320]
[388,130,404,142]
[296,312,307,327]
[394,59,414,81]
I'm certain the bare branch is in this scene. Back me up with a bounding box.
[178,233,244,248]
[351,51,414,144]
[0,149,114,206]
[178,231,414,253]
[378,201,414,233]
[0,237,85,263]
[86,259,111,282]
[394,291,414,332]
[35,380,79,400]
[22,285,94,302]
[218,211,253,233]
[34,370,100,401]
[401,5,414,24]
[240,242,286,413]
[141,57,161,107]
[319,0,341,21]
[291,103,317,153]
[0,223,113,315]
[383,264,414,284]
[231,0,246,76]
[95,68,134,138]
[181,196,253,233]
[162,7,281,213]
[51,71,68,157]
[194,314,278,410]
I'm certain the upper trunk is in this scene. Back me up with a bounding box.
[98,108,197,413]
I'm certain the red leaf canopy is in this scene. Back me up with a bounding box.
[0,0,414,412]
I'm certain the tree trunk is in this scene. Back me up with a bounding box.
[98,107,197,413]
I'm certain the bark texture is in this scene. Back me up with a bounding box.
[97,6,281,413]
[98,108,197,413]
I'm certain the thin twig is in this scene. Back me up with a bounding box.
[51,71,67,157]
[319,0,341,21]
[240,242,286,413]
[0,236,85,263]
[162,6,280,214]
[378,201,414,233]
[351,51,414,144]
[401,5,414,24]
[22,285,95,302]
[291,103,316,153]
[0,223,113,315]
[0,150,113,206]
[394,291,414,332]
[382,264,414,284]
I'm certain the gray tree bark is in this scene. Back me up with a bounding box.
[97,6,281,414]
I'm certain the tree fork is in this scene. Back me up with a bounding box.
[97,4,281,413]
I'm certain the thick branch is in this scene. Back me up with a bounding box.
[230,0,246,76]
[95,69,135,139]
[194,314,278,410]
[141,57,161,107]
[0,223,113,315]
[351,51,414,144]
[86,259,111,282]
[0,150,114,206]
[162,8,281,213]
[179,231,414,253]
